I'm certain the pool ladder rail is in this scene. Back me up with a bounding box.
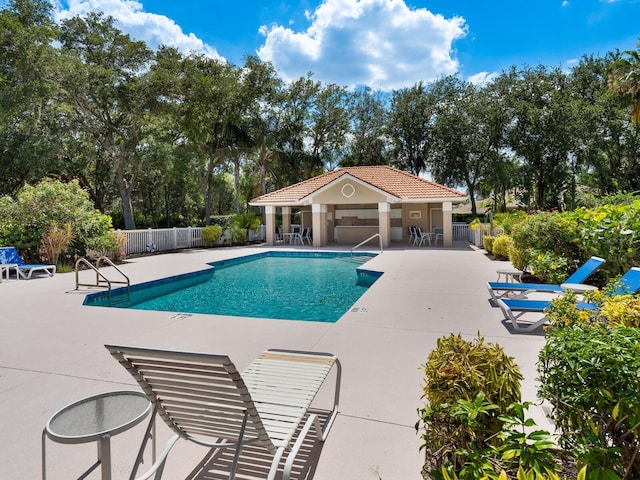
[350,233,383,261]
[75,256,130,306]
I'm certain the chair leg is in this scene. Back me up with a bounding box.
[500,305,548,333]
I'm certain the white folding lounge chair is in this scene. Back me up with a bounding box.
[105,344,341,480]
[487,256,605,305]
[496,266,640,333]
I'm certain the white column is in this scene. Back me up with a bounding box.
[443,201,453,247]
[282,206,291,235]
[312,204,327,247]
[265,206,276,246]
[378,202,390,248]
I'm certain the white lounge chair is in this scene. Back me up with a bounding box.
[105,344,341,480]
[0,246,56,279]
[487,256,605,304]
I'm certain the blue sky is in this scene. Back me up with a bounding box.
[46,0,640,90]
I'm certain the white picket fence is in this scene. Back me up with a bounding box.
[115,223,481,256]
[116,226,266,256]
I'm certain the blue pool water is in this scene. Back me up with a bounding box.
[84,251,382,322]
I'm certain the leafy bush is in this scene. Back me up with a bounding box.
[39,222,73,265]
[492,234,514,260]
[0,179,116,263]
[538,325,640,479]
[566,201,640,278]
[483,235,495,254]
[231,227,247,244]
[527,250,570,284]
[421,334,522,410]
[546,276,640,329]
[508,246,529,272]
[510,212,584,268]
[202,225,222,247]
[232,212,262,243]
[493,211,527,235]
[417,334,523,476]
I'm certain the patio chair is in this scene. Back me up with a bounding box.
[408,226,417,245]
[0,246,56,279]
[275,226,284,244]
[496,266,640,333]
[413,227,431,247]
[104,344,341,480]
[487,256,605,305]
[302,227,313,245]
[432,228,443,246]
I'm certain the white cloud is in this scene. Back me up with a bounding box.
[53,0,223,60]
[562,1,569,7]
[257,0,467,91]
[467,71,498,85]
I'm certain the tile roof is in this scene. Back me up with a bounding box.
[250,165,466,204]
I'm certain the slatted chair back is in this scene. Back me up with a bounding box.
[106,345,276,453]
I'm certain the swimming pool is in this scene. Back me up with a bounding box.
[84,251,382,322]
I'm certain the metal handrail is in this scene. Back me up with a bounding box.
[75,256,130,306]
[350,233,383,258]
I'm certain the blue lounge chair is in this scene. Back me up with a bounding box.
[497,267,640,333]
[0,246,56,279]
[487,256,605,305]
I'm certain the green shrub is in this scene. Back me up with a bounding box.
[417,334,523,476]
[567,201,640,278]
[538,325,640,479]
[483,235,495,254]
[421,334,522,410]
[416,334,574,479]
[546,277,640,329]
[202,225,222,247]
[492,234,514,260]
[510,212,583,267]
[0,179,115,263]
[527,249,570,284]
[493,211,527,235]
[508,246,529,272]
[231,227,247,244]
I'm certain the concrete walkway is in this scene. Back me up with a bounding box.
[0,243,551,479]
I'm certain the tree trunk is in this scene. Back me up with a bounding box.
[115,156,136,230]
[233,152,241,214]
[118,182,136,230]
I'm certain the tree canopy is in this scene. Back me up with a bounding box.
[1,0,639,225]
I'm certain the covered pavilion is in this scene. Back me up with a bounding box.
[250,165,467,248]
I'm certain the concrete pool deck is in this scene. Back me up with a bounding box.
[0,243,551,479]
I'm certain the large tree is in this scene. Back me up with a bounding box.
[429,76,488,216]
[610,41,640,123]
[0,0,59,194]
[175,54,240,224]
[387,82,437,176]
[341,87,389,167]
[58,12,155,229]
[499,66,573,210]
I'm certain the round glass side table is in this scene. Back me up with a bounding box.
[42,390,151,480]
